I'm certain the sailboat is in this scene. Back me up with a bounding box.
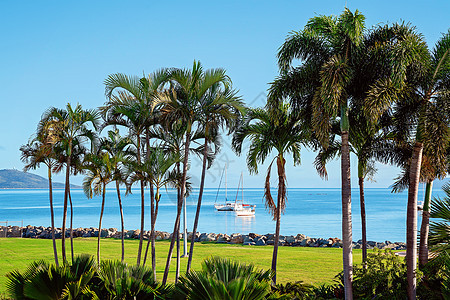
[214,165,256,213]
[234,172,255,216]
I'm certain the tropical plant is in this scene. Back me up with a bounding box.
[41,103,99,262]
[89,260,169,299]
[5,255,96,300]
[314,112,389,266]
[158,60,235,284]
[5,255,167,299]
[99,128,132,262]
[174,257,273,300]
[232,102,307,284]
[128,147,180,280]
[186,78,245,274]
[103,70,168,265]
[270,11,426,297]
[370,29,450,297]
[83,146,115,263]
[429,183,450,254]
[20,118,62,266]
[149,123,205,280]
[270,281,314,299]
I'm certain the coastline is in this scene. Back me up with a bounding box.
[0,225,407,250]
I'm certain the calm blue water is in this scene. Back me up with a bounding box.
[0,187,445,242]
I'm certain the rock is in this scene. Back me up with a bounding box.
[243,241,255,246]
[255,237,266,246]
[133,230,141,239]
[230,235,244,244]
[300,238,308,247]
[199,233,216,242]
[295,234,306,240]
[216,234,230,243]
[285,235,295,244]
[243,235,253,243]
[249,233,261,239]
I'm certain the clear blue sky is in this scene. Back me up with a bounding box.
[0,1,448,188]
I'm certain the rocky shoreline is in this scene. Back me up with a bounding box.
[0,225,406,250]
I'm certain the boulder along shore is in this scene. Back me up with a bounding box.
[0,225,406,250]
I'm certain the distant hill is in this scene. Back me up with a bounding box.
[0,169,80,189]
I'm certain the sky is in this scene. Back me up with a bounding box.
[0,1,449,189]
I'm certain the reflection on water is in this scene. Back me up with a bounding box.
[213,211,256,235]
[235,215,255,234]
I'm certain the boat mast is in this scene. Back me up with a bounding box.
[225,163,227,201]
[242,172,243,203]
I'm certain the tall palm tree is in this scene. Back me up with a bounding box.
[368,29,450,298]
[314,112,389,266]
[149,123,205,279]
[99,129,132,262]
[103,71,168,265]
[83,149,114,263]
[159,60,234,284]
[386,142,448,268]
[41,103,99,262]
[270,13,425,297]
[186,81,246,274]
[129,147,179,280]
[232,103,307,285]
[20,119,62,266]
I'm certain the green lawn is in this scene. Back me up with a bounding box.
[0,237,363,293]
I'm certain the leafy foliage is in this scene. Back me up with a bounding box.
[5,255,166,300]
[174,257,273,300]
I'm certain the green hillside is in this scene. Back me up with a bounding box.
[0,169,78,189]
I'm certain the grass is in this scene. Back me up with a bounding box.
[0,237,364,293]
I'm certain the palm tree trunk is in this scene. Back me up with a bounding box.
[419,180,433,267]
[116,180,125,262]
[62,154,71,262]
[97,183,106,263]
[358,165,367,268]
[176,221,180,283]
[143,129,153,267]
[143,183,155,267]
[186,137,208,273]
[152,193,160,280]
[162,132,191,285]
[272,155,285,285]
[407,142,423,300]
[341,130,353,300]
[69,189,74,262]
[136,135,145,266]
[48,166,58,266]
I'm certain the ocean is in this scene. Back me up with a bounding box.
[0,187,445,242]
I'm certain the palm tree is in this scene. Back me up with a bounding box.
[149,123,205,279]
[159,60,234,284]
[98,129,132,262]
[186,81,246,274]
[103,71,168,265]
[41,103,99,262]
[129,147,179,280]
[314,112,390,266]
[83,148,114,263]
[175,257,273,300]
[20,118,62,266]
[368,29,450,298]
[386,142,448,268]
[270,13,425,297]
[232,103,307,285]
